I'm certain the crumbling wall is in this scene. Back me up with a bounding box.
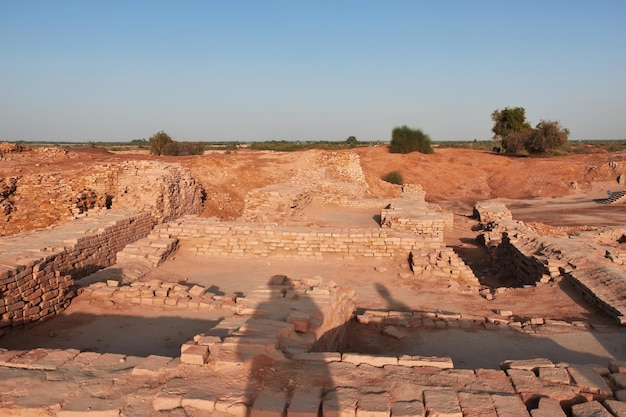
[242,184,312,223]
[0,160,203,236]
[473,201,513,224]
[475,200,626,324]
[494,232,552,286]
[0,210,153,330]
[380,185,451,238]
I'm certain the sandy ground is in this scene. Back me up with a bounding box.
[2,145,626,369]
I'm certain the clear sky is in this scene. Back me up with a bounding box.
[1,1,625,142]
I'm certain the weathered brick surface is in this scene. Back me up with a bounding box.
[1,160,203,236]
[0,210,153,329]
[475,200,626,324]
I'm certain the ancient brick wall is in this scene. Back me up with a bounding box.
[0,210,153,330]
[0,160,203,236]
[159,216,441,260]
[494,232,551,286]
[476,199,626,324]
[380,187,452,236]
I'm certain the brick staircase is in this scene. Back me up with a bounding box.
[603,190,626,204]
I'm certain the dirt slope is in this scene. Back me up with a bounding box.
[1,144,625,228]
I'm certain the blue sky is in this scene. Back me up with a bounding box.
[1,1,625,142]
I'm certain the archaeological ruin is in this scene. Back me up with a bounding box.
[0,144,625,416]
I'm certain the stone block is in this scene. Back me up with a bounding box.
[288,387,322,417]
[490,393,530,417]
[398,355,453,369]
[132,354,175,376]
[356,391,389,417]
[181,387,220,412]
[530,397,566,417]
[153,392,183,411]
[342,353,397,367]
[609,372,626,390]
[323,387,359,417]
[603,400,626,417]
[250,390,287,417]
[287,311,310,333]
[568,367,612,396]
[457,392,496,417]
[538,367,570,384]
[501,358,555,371]
[609,360,626,374]
[180,345,209,365]
[391,400,425,417]
[423,390,462,417]
[571,401,612,417]
[32,348,80,370]
[189,285,206,298]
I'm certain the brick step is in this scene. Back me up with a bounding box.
[115,234,178,267]
[604,190,626,204]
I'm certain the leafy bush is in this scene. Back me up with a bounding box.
[249,140,366,152]
[149,131,173,155]
[149,131,204,156]
[382,171,404,185]
[525,120,570,155]
[491,107,531,148]
[389,126,433,154]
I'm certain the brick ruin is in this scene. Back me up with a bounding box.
[1,151,626,416]
[0,159,204,235]
[474,200,626,324]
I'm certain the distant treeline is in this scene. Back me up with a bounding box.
[8,138,626,155]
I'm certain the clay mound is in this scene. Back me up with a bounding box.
[0,141,24,156]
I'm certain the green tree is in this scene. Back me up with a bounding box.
[149,131,173,155]
[346,136,358,147]
[525,120,570,155]
[389,125,433,154]
[491,107,531,149]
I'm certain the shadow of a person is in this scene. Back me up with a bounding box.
[375,282,410,312]
[235,275,339,417]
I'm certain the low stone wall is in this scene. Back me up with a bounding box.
[158,216,441,260]
[179,276,357,366]
[0,210,153,330]
[380,187,452,237]
[494,232,552,286]
[355,307,592,334]
[473,201,513,224]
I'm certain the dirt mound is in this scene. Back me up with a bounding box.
[1,144,626,231]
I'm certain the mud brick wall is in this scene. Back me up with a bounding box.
[184,276,357,365]
[493,232,550,286]
[381,208,446,239]
[473,201,513,224]
[293,278,356,353]
[0,160,203,236]
[242,184,312,223]
[476,199,626,324]
[409,247,478,285]
[0,210,153,330]
[159,216,441,260]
